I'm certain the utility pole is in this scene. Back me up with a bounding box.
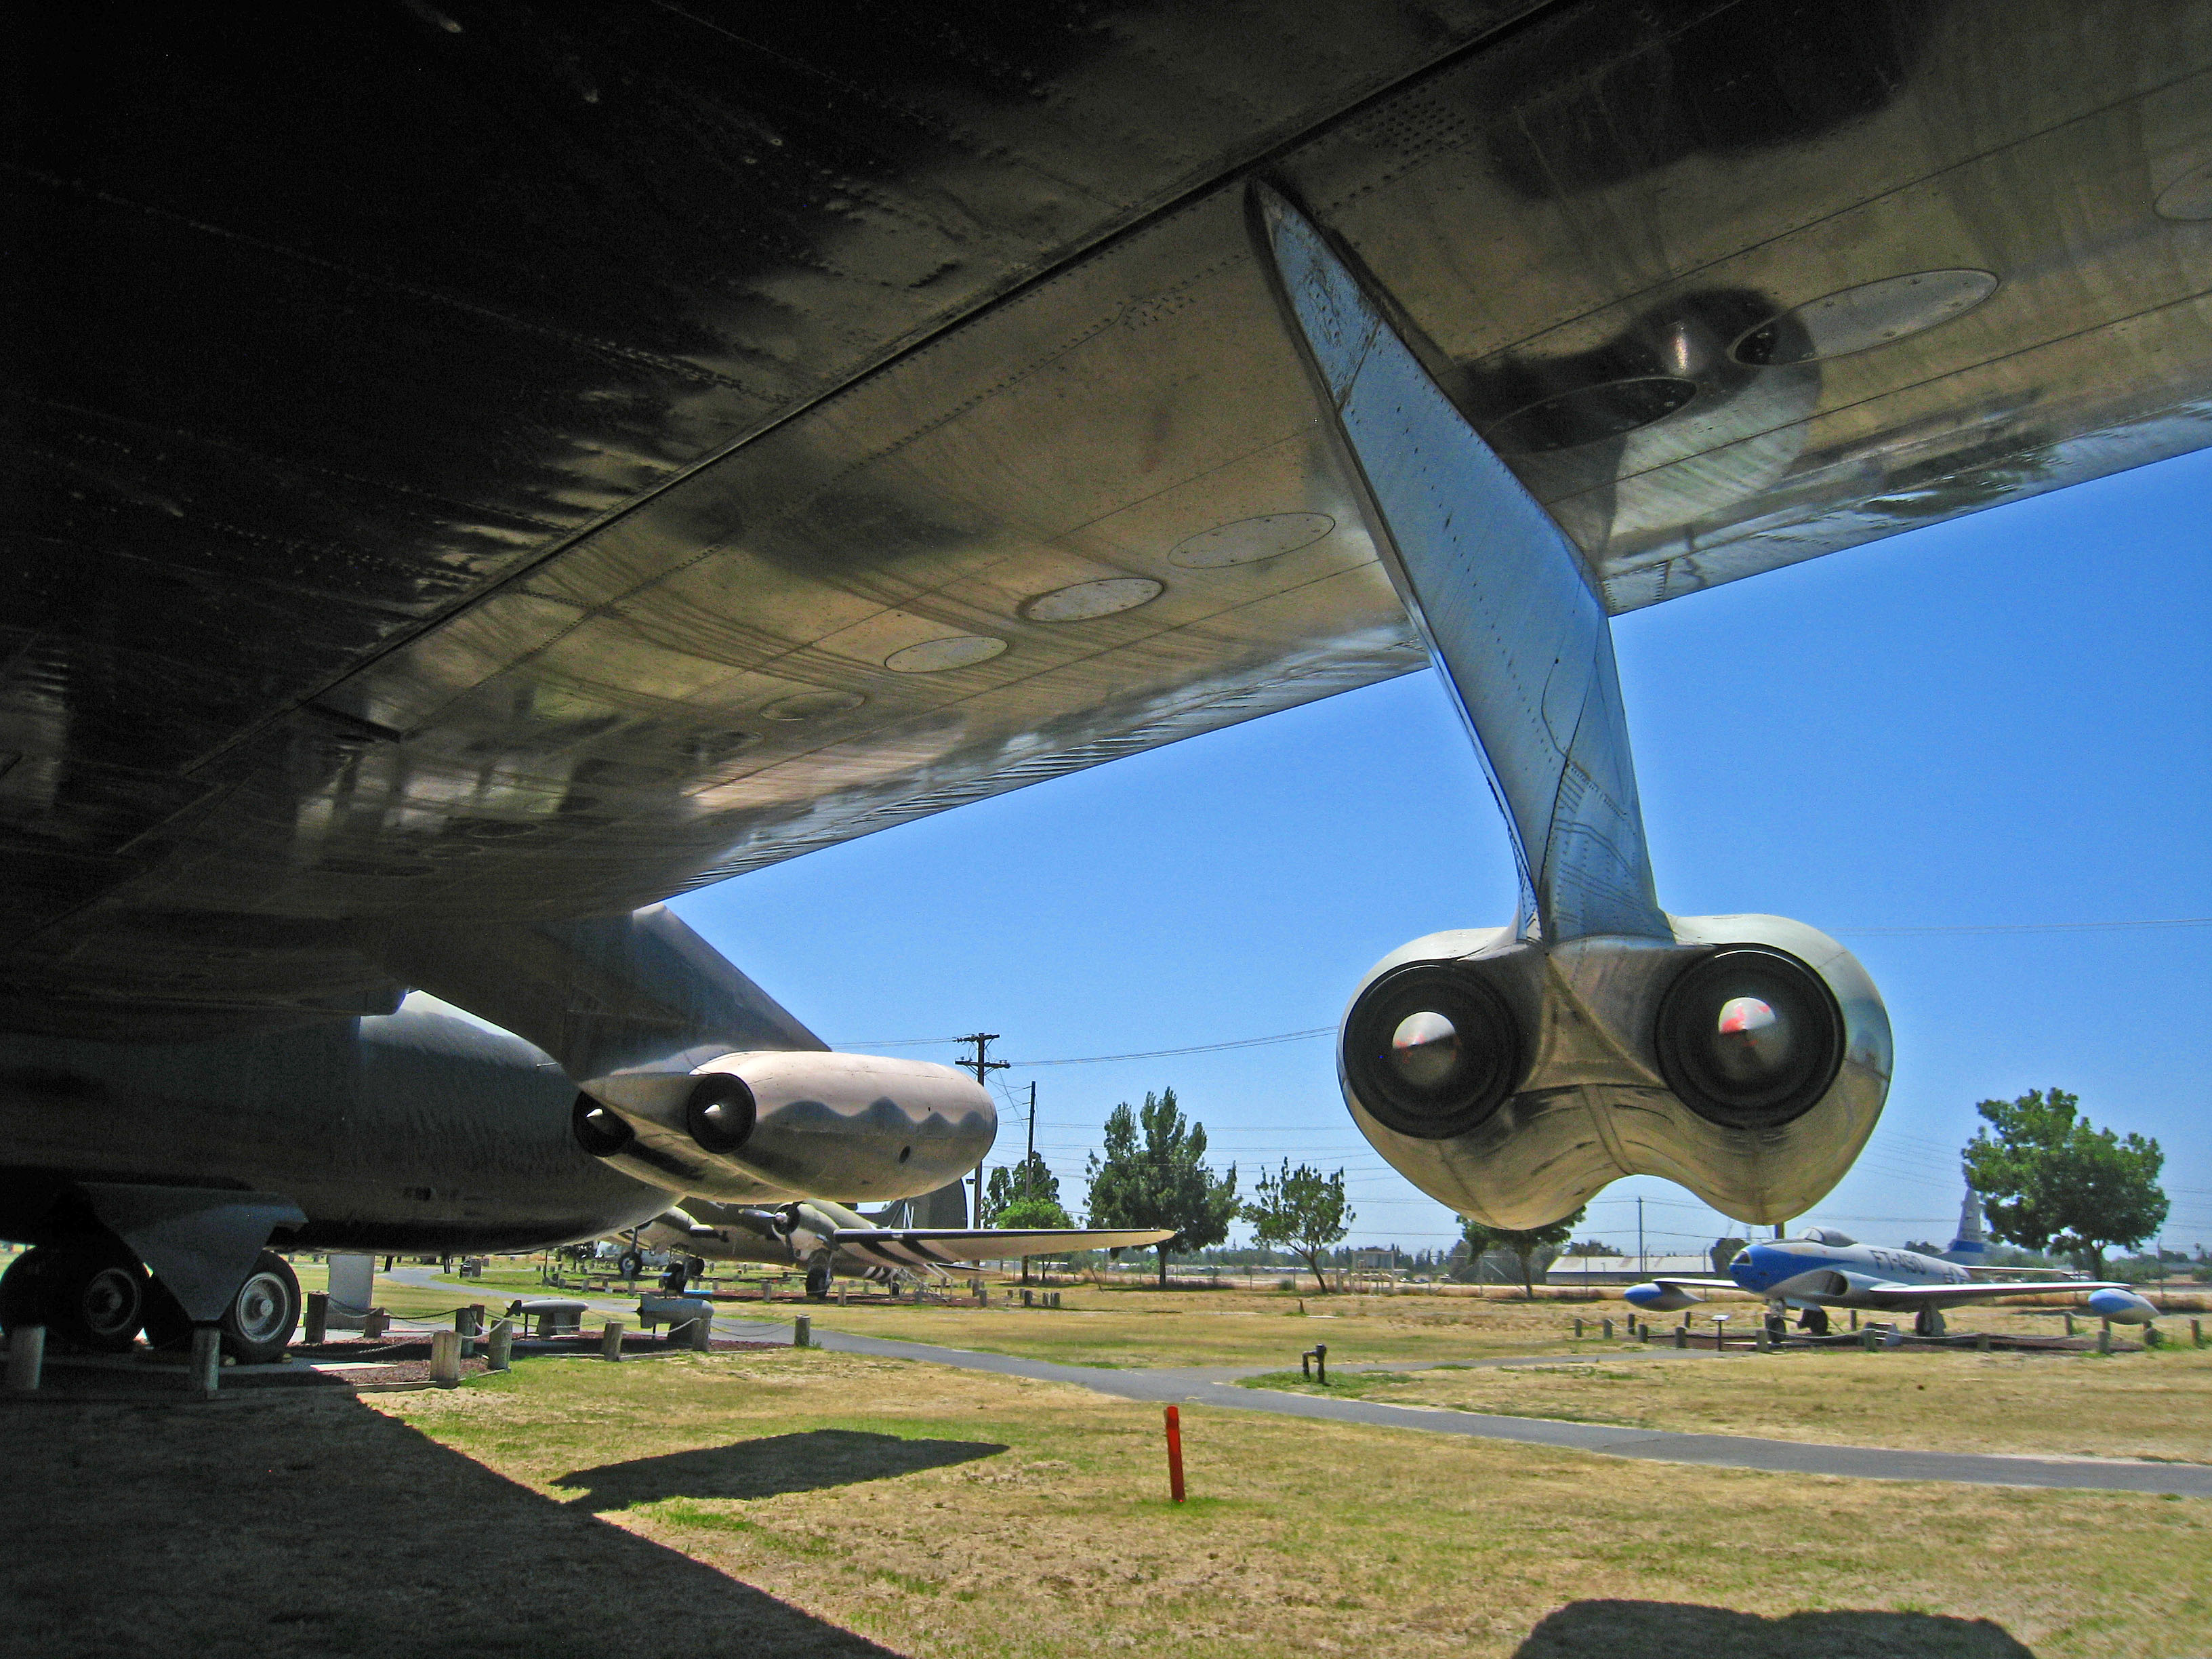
[953,1033,1007,1229]
[1636,1196,1644,1274]
[1019,1081,1041,1288]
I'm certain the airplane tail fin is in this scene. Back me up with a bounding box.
[1944,1174,1988,1266]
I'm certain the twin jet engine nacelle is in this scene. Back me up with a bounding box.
[572,1051,994,1205]
[1340,914,1890,1229]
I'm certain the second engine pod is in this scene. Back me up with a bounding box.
[1654,945,1844,1131]
[685,1075,757,1153]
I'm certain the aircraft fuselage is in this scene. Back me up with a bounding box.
[0,1000,672,1254]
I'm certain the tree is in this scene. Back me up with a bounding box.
[1559,1240,1622,1258]
[1084,1088,1238,1288]
[1242,1162,1354,1293]
[1460,1206,1587,1298]
[981,1152,1061,1225]
[992,1194,1075,1230]
[1961,1088,2167,1276]
[983,1152,1071,1282]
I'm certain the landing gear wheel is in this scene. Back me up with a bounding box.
[220,1252,301,1364]
[805,1260,834,1300]
[1913,1306,1946,1338]
[618,1250,643,1279]
[0,1241,149,1353]
[1797,1307,1832,1337]
[1764,1311,1788,1343]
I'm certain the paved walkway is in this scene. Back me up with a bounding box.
[392,1272,2212,1497]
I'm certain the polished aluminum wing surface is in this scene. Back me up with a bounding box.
[9,3,2212,1032]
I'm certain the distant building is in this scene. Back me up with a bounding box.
[1350,1248,1396,1272]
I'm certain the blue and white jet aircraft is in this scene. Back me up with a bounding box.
[1625,1229,2155,1338]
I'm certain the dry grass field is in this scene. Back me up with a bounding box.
[790,1285,1609,1368]
[8,1345,2207,1657]
[13,1353,2194,1659]
[1244,1344,2212,1462]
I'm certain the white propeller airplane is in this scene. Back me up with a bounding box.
[1626,1228,2157,1338]
[637,1197,1170,1298]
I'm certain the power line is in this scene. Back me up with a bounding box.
[1007,1028,1337,1067]
[1832,916,2211,937]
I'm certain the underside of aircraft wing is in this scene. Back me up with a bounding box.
[834,1227,1175,1264]
[1645,1277,1744,1292]
[12,5,2212,1037]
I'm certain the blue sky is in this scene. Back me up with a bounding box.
[674,447,2212,1259]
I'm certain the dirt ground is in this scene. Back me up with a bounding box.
[4,1347,2206,1658]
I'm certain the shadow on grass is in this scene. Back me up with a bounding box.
[1517,1600,2034,1657]
[560,1429,1007,1510]
[0,1393,901,1658]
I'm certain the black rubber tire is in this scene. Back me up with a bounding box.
[806,1260,834,1300]
[1799,1307,1832,1337]
[1,1241,148,1353]
[1914,1306,1945,1338]
[220,1251,301,1364]
[618,1250,643,1279]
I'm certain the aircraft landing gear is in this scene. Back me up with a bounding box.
[0,1240,150,1352]
[1797,1307,1832,1337]
[1764,1309,1789,1343]
[140,1250,301,1362]
[805,1258,834,1300]
[618,1250,643,1280]
[1914,1306,1947,1338]
[220,1252,301,1363]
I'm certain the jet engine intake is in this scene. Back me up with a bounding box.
[575,1051,994,1206]
[1341,960,1525,1141]
[1340,914,1889,1230]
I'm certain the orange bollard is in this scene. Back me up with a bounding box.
[1164,1405,1187,1503]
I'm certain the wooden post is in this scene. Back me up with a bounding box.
[1862,1328,1877,1353]
[601,1319,626,1361]
[690,1311,712,1351]
[1848,1309,1858,1330]
[430,1329,462,1387]
[793,1315,811,1349]
[1163,1406,1186,1503]
[190,1326,222,1399]
[1673,1324,1687,1349]
[1601,1318,1612,1340]
[363,1309,389,1339]
[2064,1312,2074,1336]
[486,1318,514,1372]
[838,1284,848,1307]
[1573,1317,1583,1338]
[302,1292,329,1347]
[2193,1318,2203,1349]
[455,1305,479,1358]
[1975,1332,1990,1353]
[5,1325,43,1393]
[2098,1320,2111,1355]
[1314,1343,1326,1385]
